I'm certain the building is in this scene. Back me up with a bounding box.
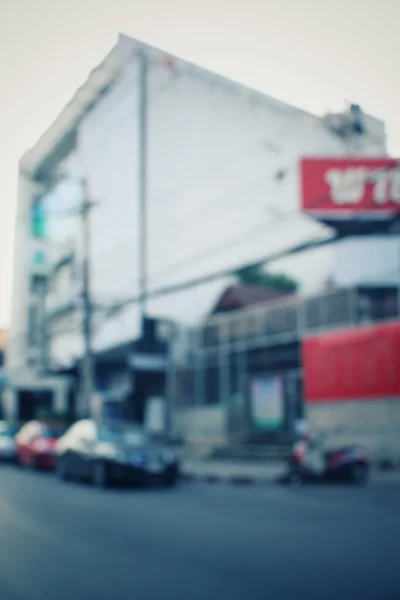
[5,33,388,424]
[169,284,400,460]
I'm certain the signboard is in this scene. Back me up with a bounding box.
[128,353,167,371]
[300,158,400,218]
[303,321,400,402]
[145,397,166,434]
[250,376,284,429]
[90,393,103,422]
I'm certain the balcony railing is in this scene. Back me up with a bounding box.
[199,286,400,352]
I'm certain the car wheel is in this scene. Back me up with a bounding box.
[164,473,178,487]
[29,454,40,470]
[349,463,369,485]
[92,461,110,489]
[57,456,71,481]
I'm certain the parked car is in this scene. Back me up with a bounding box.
[55,419,180,488]
[16,421,67,469]
[0,421,19,462]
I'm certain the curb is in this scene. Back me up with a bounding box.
[181,468,400,487]
[181,471,277,486]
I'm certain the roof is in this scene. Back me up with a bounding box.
[20,33,320,178]
[210,284,294,315]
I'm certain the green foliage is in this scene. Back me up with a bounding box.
[235,264,298,292]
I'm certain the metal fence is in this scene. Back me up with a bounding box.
[168,285,400,440]
[198,286,400,353]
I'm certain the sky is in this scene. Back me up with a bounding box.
[0,0,399,327]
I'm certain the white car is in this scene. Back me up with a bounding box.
[0,421,18,462]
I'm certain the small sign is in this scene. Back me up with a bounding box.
[145,397,166,434]
[128,354,167,371]
[250,376,284,430]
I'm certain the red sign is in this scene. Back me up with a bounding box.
[300,158,400,218]
[303,321,400,403]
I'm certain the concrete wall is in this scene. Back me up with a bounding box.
[6,175,44,375]
[171,406,228,451]
[307,399,400,464]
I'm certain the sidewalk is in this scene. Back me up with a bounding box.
[180,455,400,487]
[181,456,285,485]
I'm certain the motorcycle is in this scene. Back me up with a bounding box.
[282,434,370,486]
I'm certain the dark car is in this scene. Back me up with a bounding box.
[16,421,67,469]
[55,419,180,488]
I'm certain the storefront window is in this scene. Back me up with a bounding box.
[31,199,47,239]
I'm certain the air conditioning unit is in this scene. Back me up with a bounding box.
[325,104,365,138]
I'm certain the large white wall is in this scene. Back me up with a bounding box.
[13,37,388,371]
[73,42,386,356]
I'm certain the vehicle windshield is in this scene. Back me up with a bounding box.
[42,426,67,440]
[0,424,18,437]
[98,425,149,447]
[0,429,14,438]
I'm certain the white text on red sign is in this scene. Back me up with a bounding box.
[324,167,400,206]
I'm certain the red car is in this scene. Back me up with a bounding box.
[16,421,67,469]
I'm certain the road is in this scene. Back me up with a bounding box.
[1,466,399,600]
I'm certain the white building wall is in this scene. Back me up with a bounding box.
[9,36,389,375]
[6,175,42,375]
[73,41,386,358]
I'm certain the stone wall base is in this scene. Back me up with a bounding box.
[307,397,400,464]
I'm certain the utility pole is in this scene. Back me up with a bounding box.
[138,47,148,328]
[39,276,49,373]
[80,178,96,419]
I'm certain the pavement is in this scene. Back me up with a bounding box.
[181,454,400,486]
[1,463,400,600]
[181,456,284,484]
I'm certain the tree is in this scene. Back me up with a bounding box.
[235,264,298,293]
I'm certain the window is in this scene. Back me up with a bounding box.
[98,424,148,447]
[42,425,67,439]
[30,275,46,296]
[27,305,39,347]
[31,199,47,239]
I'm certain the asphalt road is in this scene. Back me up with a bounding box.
[1,466,399,600]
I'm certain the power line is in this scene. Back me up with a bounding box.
[28,163,400,320]
[140,164,400,287]
[147,212,288,283]
[103,234,338,313]
[82,164,400,314]
[91,164,400,313]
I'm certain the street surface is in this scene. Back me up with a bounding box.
[1,465,399,600]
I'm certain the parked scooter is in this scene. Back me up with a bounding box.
[282,427,370,486]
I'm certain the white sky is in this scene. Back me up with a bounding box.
[0,0,399,327]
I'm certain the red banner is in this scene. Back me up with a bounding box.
[300,158,400,218]
[303,321,400,403]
